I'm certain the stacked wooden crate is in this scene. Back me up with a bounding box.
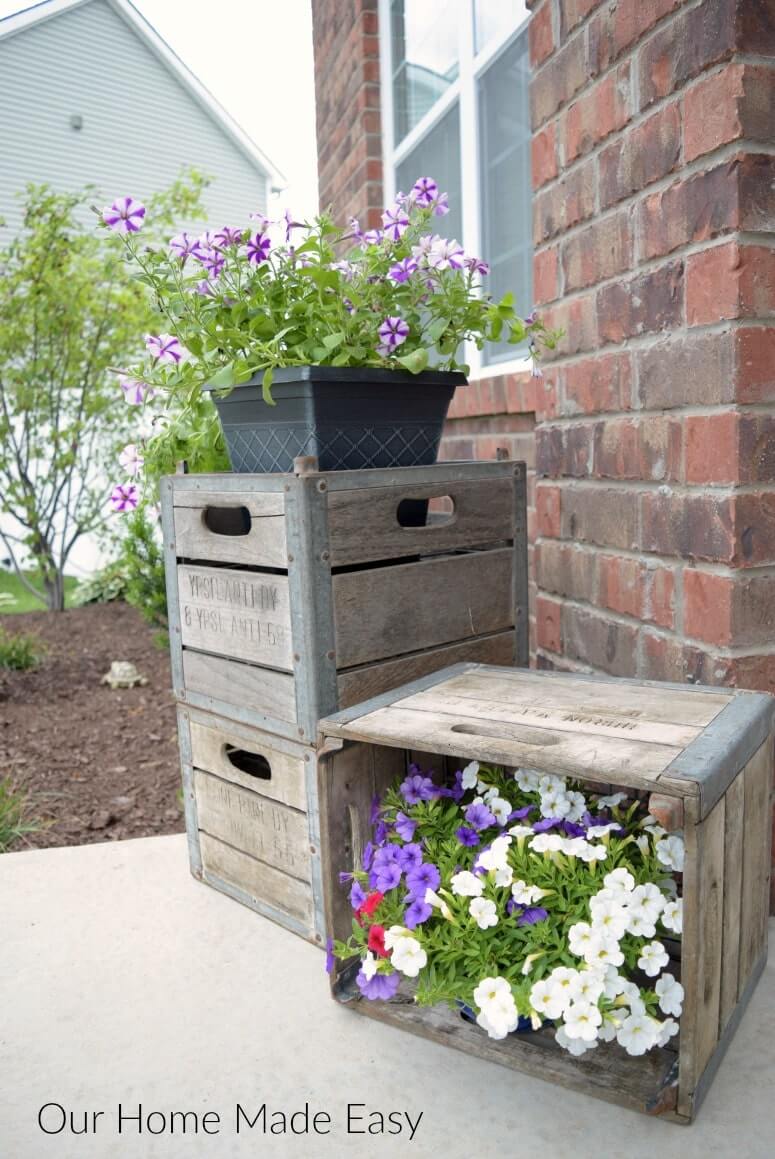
[161,458,528,945]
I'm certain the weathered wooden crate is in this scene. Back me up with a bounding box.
[317,663,774,1123]
[160,460,528,745]
[177,704,326,943]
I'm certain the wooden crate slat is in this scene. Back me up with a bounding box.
[173,489,285,514]
[719,773,745,1032]
[194,770,311,882]
[188,718,307,812]
[738,741,773,995]
[394,686,703,748]
[325,475,514,566]
[419,667,733,729]
[323,703,690,792]
[173,504,287,569]
[182,650,298,726]
[336,630,514,708]
[333,548,513,668]
[199,832,314,930]
[177,564,294,670]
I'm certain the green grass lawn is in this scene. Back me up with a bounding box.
[0,569,80,614]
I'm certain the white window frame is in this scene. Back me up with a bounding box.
[378,0,532,380]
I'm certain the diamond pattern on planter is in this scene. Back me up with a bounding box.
[221,423,442,473]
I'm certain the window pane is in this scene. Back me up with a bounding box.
[478,27,532,364]
[395,102,462,246]
[391,0,459,145]
[474,0,525,54]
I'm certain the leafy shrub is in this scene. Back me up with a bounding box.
[0,627,45,670]
[71,564,128,607]
[120,507,169,642]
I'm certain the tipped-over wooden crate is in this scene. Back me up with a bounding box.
[317,663,774,1123]
[161,459,528,746]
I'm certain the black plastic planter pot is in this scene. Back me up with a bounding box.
[206,365,465,474]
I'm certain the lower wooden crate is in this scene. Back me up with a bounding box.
[177,705,325,944]
[317,664,775,1123]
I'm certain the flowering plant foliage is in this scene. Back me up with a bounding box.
[100,180,558,503]
[330,762,684,1059]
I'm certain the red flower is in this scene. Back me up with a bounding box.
[356,891,384,925]
[367,924,390,958]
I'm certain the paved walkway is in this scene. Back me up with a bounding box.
[1,834,773,1158]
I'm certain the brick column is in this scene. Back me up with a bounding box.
[311,0,384,230]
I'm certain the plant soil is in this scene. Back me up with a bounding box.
[0,602,183,849]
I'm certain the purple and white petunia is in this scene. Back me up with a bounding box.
[284,209,302,243]
[195,279,216,297]
[201,249,225,279]
[378,316,410,351]
[357,969,401,1000]
[433,191,450,217]
[169,232,201,263]
[388,257,418,283]
[109,482,139,512]
[428,237,465,270]
[245,231,271,264]
[118,443,144,476]
[381,204,410,241]
[145,333,186,364]
[119,375,155,406]
[464,256,490,276]
[214,226,245,248]
[249,211,274,230]
[411,176,439,208]
[362,228,383,246]
[102,197,145,233]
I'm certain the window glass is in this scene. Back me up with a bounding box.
[473,0,524,54]
[395,102,463,246]
[391,0,459,144]
[478,27,532,362]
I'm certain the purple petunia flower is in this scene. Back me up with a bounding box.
[405,897,433,930]
[249,211,274,230]
[561,820,587,838]
[374,820,389,846]
[465,802,496,831]
[245,231,271,264]
[350,880,367,910]
[371,861,402,893]
[214,226,244,247]
[405,861,440,898]
[325,937,335,974]
[464,256,490,276]
[507,805,534,823]
[362,841,375,872]
[411,176,439,208]
[400,772,437,804]
[382,204,410,241]
[195,279,216,297]
[395,811,417,842]
[357,969,401,1000]
[169,231,200,263]
[370,795,382,825]
[102,196,145,233]
[388,256,418,283]
[145,333,185,364]
[456,826,480,848]
[363,228,383,246]
[109,482,139,513]
[433,191,450,217]
[338,871,353,884]
[284,208,302,242]
[372,844,399,870]
[201,249,225,279]
[396,842,423,872]
[348,216,364,241]
[118,375,155,406]
[532,816,563,833]
[517,906,549,926]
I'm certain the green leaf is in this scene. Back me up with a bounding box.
[322,331,345,352]
[204,364,237,391]
[396,347,429,374]
[425,316,450,344]
[262,366,275,406]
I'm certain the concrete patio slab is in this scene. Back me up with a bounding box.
[1,834,773,1159]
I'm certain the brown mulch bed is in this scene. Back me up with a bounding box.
[0,602,184,849]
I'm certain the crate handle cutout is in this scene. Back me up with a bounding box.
[222,744,272,780]
[450,722,560,747]
[203,506,252,537]
[396,496,456,529]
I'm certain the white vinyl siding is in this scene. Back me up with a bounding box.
[0,0,268,239]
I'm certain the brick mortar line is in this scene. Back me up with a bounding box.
[534,535,775,578]
[533,476,775,496]
[537,402,775,425]
[536,592,775,657]
[533,137,775,260]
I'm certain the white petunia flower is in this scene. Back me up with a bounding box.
[514,767,541,792]
[637,940,670,977]
[596,965,628,1001]
[530,977,565,1020]
[508,823,534,839]
[598,1015,621,1042]
[635,834,651,855]
[655,973,684,1017]
[547,966,578,1012]
[461,761,480,790]
[482,786,499,802]
[561,836,589,859]
[424,888,453,920]
[476,1004,518,1040]
[511,880,545,905]
[616,980,646,1016]
[568,922,598,957]
[390,935,427,977]
[661,898,683,934]
[584,938,624,969]
[521,951,544,976]
[469,897,498,929]
[476,834,512,872]
[473,975,512,1009]
[538,773,567,795]
[568,970,605,1006]
[451,870,484,898]
[617,1013,660,1056]
[597,791,627,808]
[361,951,378,980]
[655,834,685,872]
[540,789,572,819]
[631,883,665,922]
[656,1017,680,1047]
[493,864,514,888]
[624,905,657,939]
[384,925,412,950]
[565,790,587,822]
[589,897,628,941]
[563,1002,602,1042]
[578,842,609,863]
[489,796,513,826]
[604,867,635,895]
[555,1024,598,1055]
[529,833,565,854]
[586,822,621,838]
